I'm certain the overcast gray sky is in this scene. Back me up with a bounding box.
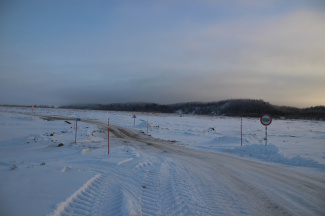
[1,0,324,107]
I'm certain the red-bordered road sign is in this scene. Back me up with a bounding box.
[260,114,272,126]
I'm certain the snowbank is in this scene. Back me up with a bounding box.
[222,144,325,169]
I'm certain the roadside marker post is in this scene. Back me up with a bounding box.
[75,118,81,143]
[132,114,136,126]
[75,120,77,143]
[260,114,272,146]
[241,118,242,146]
[108,118,110,155]
[32,106,35,118]
[147,119,149,135]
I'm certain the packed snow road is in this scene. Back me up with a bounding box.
[53,119,325,216]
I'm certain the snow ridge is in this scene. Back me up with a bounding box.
[49,174,101,216]
[117,158,134,165]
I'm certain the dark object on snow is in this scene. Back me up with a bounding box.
[50,133,55,136]
[65,121,72,124]
[142,185,146,189]
[58,143,64,147]
[10,164,18,170]
[41,162,46,165]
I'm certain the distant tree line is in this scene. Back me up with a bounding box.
[0,104,55,108]
[33,105,55,108]
[60,99,325,120]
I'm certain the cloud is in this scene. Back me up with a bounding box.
[163,9,325,106]
[160,68,325,107]
[179,9,325,73]
[242,10,325,74]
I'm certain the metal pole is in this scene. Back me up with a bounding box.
[241,118,242,146]
[108,118,110,155]
[265,126,267,146]
[75,120,77,143]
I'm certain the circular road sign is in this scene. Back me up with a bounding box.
[260,114,272,126]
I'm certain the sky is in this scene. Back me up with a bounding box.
[0,0,324,108]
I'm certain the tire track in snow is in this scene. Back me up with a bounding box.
[140,165,161,216]
[161,160,204,215]
[142,156,252,216]
[139,158,211,216]
[178,157,253,216]
[196,174,248,216]
[90,183,125,216]
[49,172,128,216]
[49,174,101,216]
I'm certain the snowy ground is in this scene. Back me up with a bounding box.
[0,106,324,216]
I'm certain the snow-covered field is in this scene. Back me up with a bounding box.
[0,106,324,216]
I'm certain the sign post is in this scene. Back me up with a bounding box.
[108,118,110,155]
[75,118,81,143]
[260,114,272,146]
[132,114,136,126]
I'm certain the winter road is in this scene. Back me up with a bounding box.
[48,118,324,216]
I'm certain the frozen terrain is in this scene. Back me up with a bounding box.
[0,106,324,216]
